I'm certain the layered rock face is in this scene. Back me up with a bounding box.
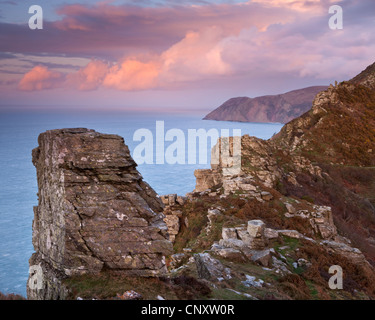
[27,128,172,300]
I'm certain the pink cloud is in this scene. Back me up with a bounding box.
[159,27,232,84]
[13,0,375,95]
[103,59,160,91]
[252,0,340,12]
[18,66,64,91]
[66,60,109,91]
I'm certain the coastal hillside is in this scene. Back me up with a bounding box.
[23,62,375,301]
[203,86,328,124]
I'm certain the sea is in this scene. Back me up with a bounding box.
[0,108,283,297]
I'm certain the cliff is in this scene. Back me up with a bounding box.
[27,128,172,300]
[203,86,327,123]
[181,62,375,299]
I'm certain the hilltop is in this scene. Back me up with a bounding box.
[203,86,328,124]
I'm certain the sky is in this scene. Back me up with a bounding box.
[0,0,375,110]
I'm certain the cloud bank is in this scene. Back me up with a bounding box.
[2,0,375,96]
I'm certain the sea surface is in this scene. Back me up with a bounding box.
[0,109,283,297]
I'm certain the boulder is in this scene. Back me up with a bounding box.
[247,220,265,238]
[222,228,238,240]
[244,249,272,267]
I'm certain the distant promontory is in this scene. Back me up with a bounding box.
[203,86,328,124]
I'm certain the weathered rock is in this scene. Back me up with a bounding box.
[285,203,296,214]
[218,220,268,251]
[160,195,170,206]
[222,228,238,241]
[219,238,246,250]
[27,129,173,300]
[176,196,187,206]
[235,226,254,245]
[264,228,279,239]
[194,169,222,193]
[278,230,305,240]
[321,240,369,265]
[283,205,337,240]
[211,243,246,262]
[243,249,272,267]
[164,215,180,242]
[247,220,265,238]
[194,253,231,281]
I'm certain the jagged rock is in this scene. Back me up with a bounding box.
[27,129,173,300]
[194,253,231,281]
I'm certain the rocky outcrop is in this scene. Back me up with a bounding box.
[203,86,327,124]
[160,194,187,242]
[27,129,173,300]
[194,169,222,193]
